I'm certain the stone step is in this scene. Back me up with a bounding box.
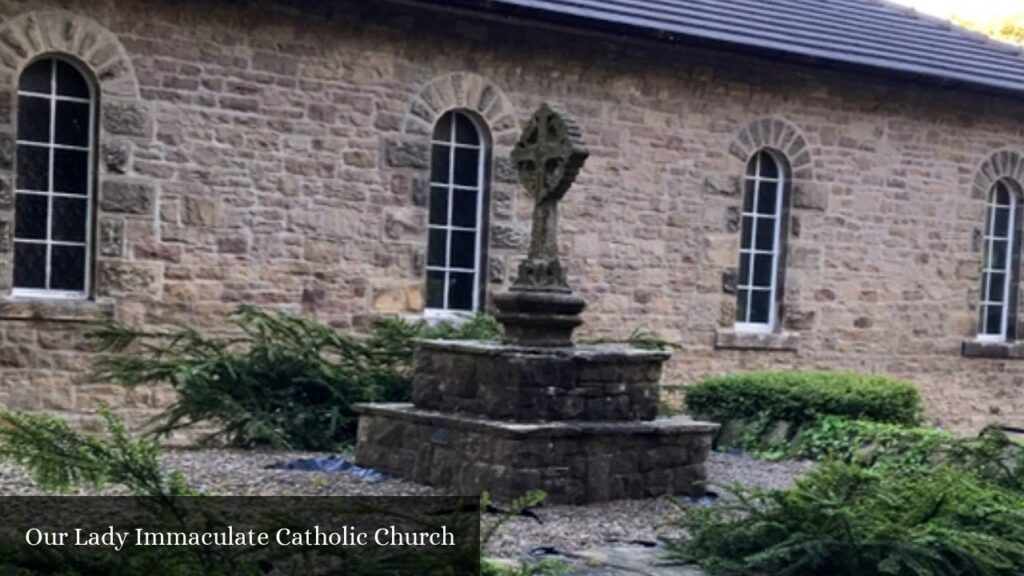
[354,403,718,504]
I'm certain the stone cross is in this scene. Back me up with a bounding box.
[509,103,589,293]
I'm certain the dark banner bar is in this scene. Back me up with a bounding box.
[0,496,480,575]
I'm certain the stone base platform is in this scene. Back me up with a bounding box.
[354,403,720,504]
[412,341,670,422]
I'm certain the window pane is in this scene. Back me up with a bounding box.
[750,290,771,324]
[738,253,751,286]
[429,186,449,226]
[55,100,90,147]
[450,230,476,269]
[985,305,1004,336]
[56,61,90,99]
[995,182,1011,206]
[989,240,1008,270]
[742,180,755,212]
[753,253,774,287]
[455,113,480,146]
[426,271,445,309]
[453,148,479,186]
[756,182,778,215]
[14,193,48,240]
[13,242,46,288]
[52,196,88,242]
[740,216,753,248]
[736,290,749,322]
[452,188,477,228]
[988,272,1006,303]
[759,153,779,179]
[53,149,88,195]
[16,145,49,191]
[755,217,775,251]
[430,144,450,184]
[448,272,474,311]
[994,207,1010,238]
[427,228,447,266]
[745,156,758,177]
[50,244,86,291]
[432,113,453,141]
[17,96,51,143]
[19,59,52,93]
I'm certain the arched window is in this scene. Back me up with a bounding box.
[14,57,94,297]
[978,179,1021,342]
[425,110,488,313]
[736,150,788,332]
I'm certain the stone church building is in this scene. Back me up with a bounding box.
[1,0,1024,434]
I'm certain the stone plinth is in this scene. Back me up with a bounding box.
[411,341,668,422]
[492,290,586,347]
[354,403,718,504]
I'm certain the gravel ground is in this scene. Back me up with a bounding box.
[0,449,813,558]
[484,451,814,558]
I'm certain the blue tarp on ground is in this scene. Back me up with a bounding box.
[267,456,388,482]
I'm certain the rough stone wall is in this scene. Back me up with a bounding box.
[0,0,1022,435]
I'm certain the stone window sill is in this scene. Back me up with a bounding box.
[715,328,800,351]
[0,298,114,323]
[961,339,1024,359]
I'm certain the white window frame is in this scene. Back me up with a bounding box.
[424,110,487,316]
[977,180,1018,343]
[12,57,95,300]
[735,150,786,334]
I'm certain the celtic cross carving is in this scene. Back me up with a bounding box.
[509,103,589,292]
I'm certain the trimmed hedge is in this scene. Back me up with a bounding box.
[684,371,923,426]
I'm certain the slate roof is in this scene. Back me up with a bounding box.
[432,0,1024,97]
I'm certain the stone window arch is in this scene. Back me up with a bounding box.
[14,56,96,296]
[735,148,792,332]
[425,109,491,314]
[0,11,146,300]
[402,72,517,142]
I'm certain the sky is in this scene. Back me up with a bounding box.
[891,0,1023,22]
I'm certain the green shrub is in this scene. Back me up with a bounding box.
[89,306,502,450]
[668,461,1024,576]
[943,427,1024,492]
[684,371,923,426]
[0,407,193,496]
[791,416,951,468]
[788,418,1024,489]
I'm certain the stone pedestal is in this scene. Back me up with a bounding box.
[354,341,719,504]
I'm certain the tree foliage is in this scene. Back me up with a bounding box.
[88,306,502,450]
[669,461,1024,576]
[953,13,1024,46]
[0,407,193,496]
